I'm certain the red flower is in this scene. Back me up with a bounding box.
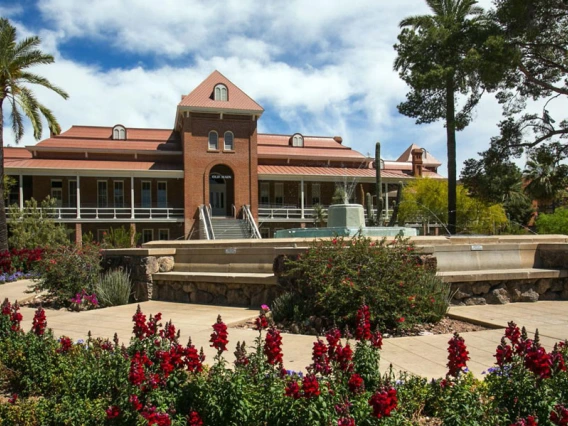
[338,417,356,426]
[325,327,342,359]
[447,332,469,377]
[264,327,283,365]
[187,411,204,426]
[106,405,120,419]
[129,351,153,386]
[31,307,47,336]
[505,321,521,346]
[7,393,18,404]
[396,317,405,323]
[511,415,538,426]
[550,404,568,425]
[371,330,383,349]
[284,380,301,399]
[302,374,320,398]
[336,343,354,372]
[159,321,177,341]
[210,315,228,352]
[310,338,331,374]
[129,394,143,411]
[141,406,171,426]
[348,373,365,394]
[132,305,149,339]
[524,345,552,380]
[185,340,205,373]
[369,387,398,419]
[57,336,73,353]
[355,304,372,341]
[495,337,514,367]
[254,313,269,331]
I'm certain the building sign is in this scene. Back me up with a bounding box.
[210,174,232,179]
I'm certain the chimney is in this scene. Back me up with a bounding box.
[411,148,423,177]
[333,136,343,144]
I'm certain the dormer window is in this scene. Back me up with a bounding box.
[112,125,126,140]
[214,84,228,101]
[291,133,304,147]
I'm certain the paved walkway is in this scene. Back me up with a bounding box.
[2,280,567,380]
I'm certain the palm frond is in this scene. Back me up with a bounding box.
[19,71,69,99]
[15,86,42,140]
[10,101,24,143]
[38,103,62,136]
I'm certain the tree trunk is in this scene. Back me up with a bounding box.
[446,77,457,235]
[0,98,8,251]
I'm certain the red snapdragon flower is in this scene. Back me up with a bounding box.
[57,336,73,353]
[264,327,283,365]
[129,351,153,386]
[371,330,383,349]
[159,321,177,341]
[336,343,354,372]
[505,321,521,346]
[129,394,143,411]
[133,305,149,339]
[141,406,171,426]
[210,315,228,352]
[511,416,538,426]
[310,338,331,374]
[369,387,398,419]
[495,337,514,367]
[348,373,365,394]
[447,332,469,377]
[106,405,120,419]
[302,374,320,398]
[524,345,552,380]
[185,339,205,373]
[31,307,47,336]
[337,417,356,426]
[325,327,342,359]
[355,304,372,341]
[284,380,301,399]
[550,404,568,425]
[254,313,269,331]
[188,411,204,426]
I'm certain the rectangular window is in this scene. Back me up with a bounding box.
[141,181,152,208]
[274,183,283,206]
[260,182,270,205]
[158,229,169,240]
[157,181,167,208]
[68,180,77,208]
[114,181,124,207]
[51,180,63,207]
[97,180,108,207]
[311,183,321,206]
[142,229,154,243]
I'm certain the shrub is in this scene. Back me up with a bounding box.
[95,268,132,307]
[0,248,44,274]
[32,243,102,307]
[101,226,140,248]
[278,235,450,330]
[536,207,568,234]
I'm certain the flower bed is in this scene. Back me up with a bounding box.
[0,301,567,425]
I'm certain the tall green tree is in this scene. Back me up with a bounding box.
[394,0,501,234]
[0,18,68,251]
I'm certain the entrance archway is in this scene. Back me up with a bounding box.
[209,165,234,216]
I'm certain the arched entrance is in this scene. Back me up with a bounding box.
[209,165,234,216]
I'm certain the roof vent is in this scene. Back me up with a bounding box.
[333,136,343,144]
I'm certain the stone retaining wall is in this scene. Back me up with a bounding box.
[451,278,568,306]
[152,280,281,307]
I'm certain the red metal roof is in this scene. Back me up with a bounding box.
[4,147,32,159]
[179,70,264,112]
[56,126,178,141]
[257,165,415,179]
[35,138,181,152]
[5,158,182,172]
[258,145,366,159]
[258,134,348,149]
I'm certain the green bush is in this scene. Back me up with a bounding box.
[278,235,450,330]
[32,243,102,306]
[101,226,140,248]
[95,268,132,307]
[536,207,568,234]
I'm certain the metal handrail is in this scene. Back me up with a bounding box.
[243,205,261,239]
[198,205,215,240]
[231,204,237,218]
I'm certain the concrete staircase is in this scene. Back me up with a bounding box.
[211,218,252,239]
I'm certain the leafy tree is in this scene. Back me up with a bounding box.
[478,0,568,158]
[522,144,568,212]
[461,149,534,226]
[398,178,508,234]
[8,197,69,249]
[0,18,68,251]
[535,207,568,234]
[394,0,501,235]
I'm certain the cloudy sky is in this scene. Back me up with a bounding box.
[2,0,564,176]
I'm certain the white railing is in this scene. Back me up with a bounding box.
[243,205,262,239]
[258,205,391,221]
[6,207,184,221]
[198,205,215,240]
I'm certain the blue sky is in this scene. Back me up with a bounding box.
[2,0,564,176]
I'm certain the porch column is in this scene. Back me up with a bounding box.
[300,178,305,219]
[75,223,82,247]
[18,175,23,209]
[131,176,135,219]
[384,183,389,221]
[76,175,81,219]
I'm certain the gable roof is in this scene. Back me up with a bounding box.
[178,70,264,113]
[396,143,442,167]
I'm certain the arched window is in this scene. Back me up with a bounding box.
[214,84,228,101]
[208,131,219,150]
[224,131,234,150]
[112,125,126,140]
[291,133,304,147]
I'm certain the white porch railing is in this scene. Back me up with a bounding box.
[258,205,391,221]
[6,207,184,221]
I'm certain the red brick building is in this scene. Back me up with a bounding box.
[4,71,442,242]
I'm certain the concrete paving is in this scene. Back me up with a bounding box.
[2,280,568,380]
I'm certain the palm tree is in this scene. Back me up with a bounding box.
[523,147,568,213]
[0,18,68,251]
[395,0,490,234]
